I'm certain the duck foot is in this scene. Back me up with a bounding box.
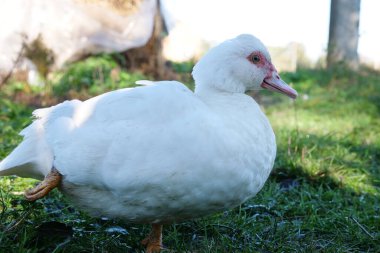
[141,224,163,253]
[24,167,62,201]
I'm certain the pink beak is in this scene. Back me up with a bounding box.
[261,71,298,99]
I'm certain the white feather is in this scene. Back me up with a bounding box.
[135,80,155,86]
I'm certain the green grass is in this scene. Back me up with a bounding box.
[271,67,380,196]
[52,54,147,98]
[1,65,379,252]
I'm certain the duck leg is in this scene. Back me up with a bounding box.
[24,168,62,201]
[141,224,163,253]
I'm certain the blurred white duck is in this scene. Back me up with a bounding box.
[0,34,297,252]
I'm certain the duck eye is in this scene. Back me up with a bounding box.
[251,54,261,63]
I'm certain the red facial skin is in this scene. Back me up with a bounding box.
[246,51,298,99]
[247,51,275,77]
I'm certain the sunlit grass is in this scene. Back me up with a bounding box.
[267,67,380,197]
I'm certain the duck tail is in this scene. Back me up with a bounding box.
[0,119,53,180]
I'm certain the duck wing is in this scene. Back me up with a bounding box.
[46,81,220,189]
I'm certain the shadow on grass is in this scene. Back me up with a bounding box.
[273,129,380,197]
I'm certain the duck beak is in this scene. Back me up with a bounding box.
[261,71,298,99]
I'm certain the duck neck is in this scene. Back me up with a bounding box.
[195,83,256,112]
[194,78,246,94]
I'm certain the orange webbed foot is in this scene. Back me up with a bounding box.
[141,224,163,253]
[24,168,62,201]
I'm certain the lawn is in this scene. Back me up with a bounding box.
[0,58,379,252]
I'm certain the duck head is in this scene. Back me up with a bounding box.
[192,34,298,99]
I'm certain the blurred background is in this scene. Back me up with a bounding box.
[0,0,379,90]
[0,0,379,252]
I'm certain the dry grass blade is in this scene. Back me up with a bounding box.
[350,216,375,239]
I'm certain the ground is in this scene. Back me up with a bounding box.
[0,57,379,252]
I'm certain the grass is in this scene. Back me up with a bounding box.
[0,60,379,252]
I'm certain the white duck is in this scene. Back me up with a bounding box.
[0,34,297,252]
